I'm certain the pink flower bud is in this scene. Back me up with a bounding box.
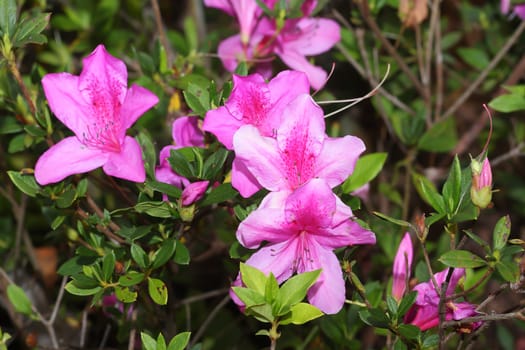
[392,233,413,301]
[181,181,209,206]
[471,158,492,209]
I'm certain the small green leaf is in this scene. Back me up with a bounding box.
[115,285,137,303]
[342,153,387,193]
[182,83,210,117]
[412,172,445,213]
[493,215,511,251]
[279,302,323,325]
[157,333,167,350]
[463,230,491,254]
[202,148,229,180]
[167,332,191,350]
[438,250,486,268]
[417,117,457,153]
[489,93,525,113]
[101,251,116,282]
[174,241,190,265]
[0,0,17,36]
[397,291,417,317]
[118,271,145,287]
[199,183,238,206]
[145,180,182,199]
[373,211,411,228]
[386,295,398,316]
[265,273,279,304]
[239,263,267,295]
[12,12,50,47]
[442,155,462,214]
[134,201,174,218]
[246,303,274,323]
[277,269,321,311]
[65,282,102,296]
[7,171,40,197]
[7,284,33,316]
[136,132,157,179]
[152,238,177,269]
[141,332,157,350]
[495,261,519,283]
[397,324,421,340]
[231,286,266,308]
[148,277,168,305]
[117,225,153,242]
[131,243,149,269]
[358,308,390,328]
[457,47,490,71]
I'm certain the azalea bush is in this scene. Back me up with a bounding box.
[1,0,525,349]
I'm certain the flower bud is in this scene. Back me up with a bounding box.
[471,158,492,209]
[181,181,209,206]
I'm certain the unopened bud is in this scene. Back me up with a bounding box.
[67,228,79,241]
[471,158,492,209]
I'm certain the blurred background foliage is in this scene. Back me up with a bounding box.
[0,0,525,349]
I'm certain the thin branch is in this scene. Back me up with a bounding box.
[442,20,525,119]
[442,308,525,327]
[175,288,229,307]
[188,294,230,348]
[150,0,174,66]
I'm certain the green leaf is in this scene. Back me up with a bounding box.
[7,284,33,316]
[57,256,97,276]
[342,153,387,193]
[141,332,157,350]
[119,271,145,287]
[134,201,174,218]
[12,12,50,47]
[115,285,137,303]
[0,0,17,36]
[101,251,116,282]
[245,303,274,323]
[231,287,266,308]
[493,215,511,251]
[148,277,168,305]
[495,261,519,283]
[131,243,149,269]
[438,250,486,268]
[463,230,491,254]
[457,47,490,71]
[239,263,267,295]
[145,180,182,199]
[152,238,177,269]
[7,171,40,197]
[397,291,417,317]
[373,211,411,228]
[442,155,462,214]
[279,302,323,325]
[167,332,191,350]
[65,281,102,296]
[412,172,445,213]
[117,225,153,242]
[182,83,210,117]
[489,93,525,113]
[265,273,279,304]
[358,308,390,328]
[417,117,457,153]
[168,148,196,179]
[56,188,77,208]
[137,132,157,179]
[202,148,229,180]
[174,241,190,265]
[397,324,420,340]
[199,183,238,206]
[386,295,398,316]
[276,269,321,311]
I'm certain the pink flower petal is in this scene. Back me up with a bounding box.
[281,18,341,56]
[181,181,209,206]
[516,5,525,18]
[237,205,289,249]
[41,73,91,137]
[233,125,287,192]
[284,179,335,228]
[204,0,235,15]
[392,233,413,301]
[103,136,145,182]
[231,157,263,198]
[34,137,109,185]
[244,240,298,283]
[120,84,159,131]
[315,136,366,188]
[203,106,244,149]
[301,239,346,314]
[217,34,247,72]
[277,48,328,90]
[172,116,205,148]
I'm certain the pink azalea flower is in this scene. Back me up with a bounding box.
[181,181,209,206]
[404,268,481,331]
[35,45,159,185]
[501,0,525,19]
[232,94,365,197]
[203,70,310,150]
[235,178,376,314]
[155,116,205,188]
[204,0,261,44]
[392,233,413,302]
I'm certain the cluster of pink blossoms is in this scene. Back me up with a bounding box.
[501,0,525,19]
[204,70,376,314]
[204,0,341,89]
[392,233,481,331]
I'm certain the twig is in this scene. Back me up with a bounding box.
[175,288,229,306]
[80,309,88,348]
[188,294,230,348]
[442,308,525,327]
[433,3,444,120]
[13,194,28,267]
[7,57,36,117]
[438,268,455,350]
[442,20,525,119]
[76,207,126,245]
[476,283,508,312]
[150,0,174,66]
[491,142,525,166]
